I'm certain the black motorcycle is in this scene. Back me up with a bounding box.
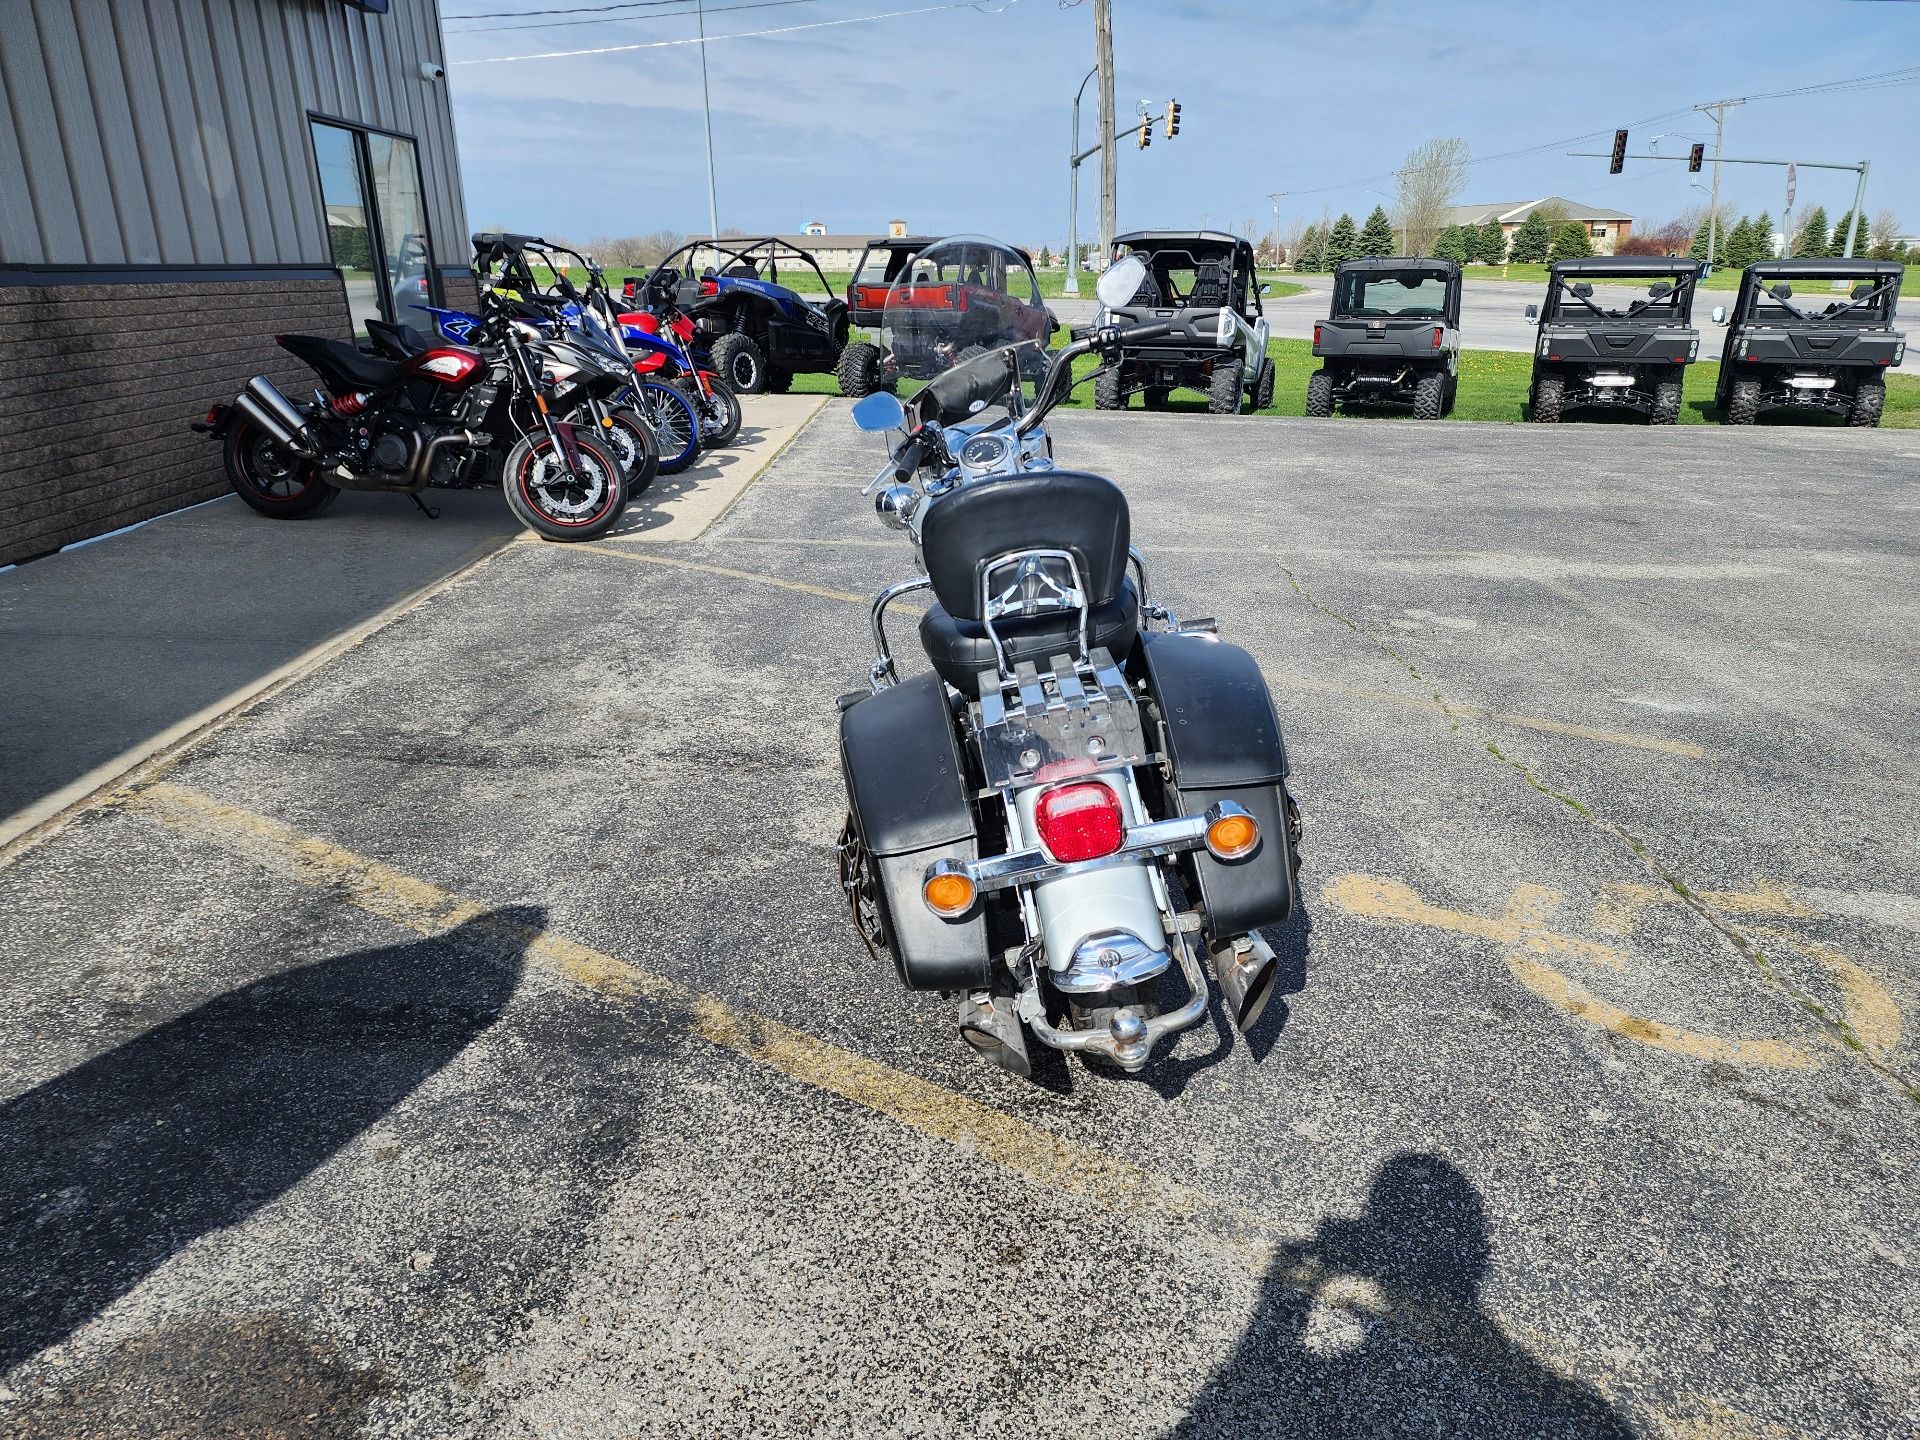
[195,242,634,541]
[836,240,1303,1077]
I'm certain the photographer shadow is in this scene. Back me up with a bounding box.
[1173,1153,1639,1439]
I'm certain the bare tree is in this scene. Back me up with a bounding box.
[1395,137,1470,257]
[1274,216,1306,268]
[589,234,652,268]
[1870,207,1901,250]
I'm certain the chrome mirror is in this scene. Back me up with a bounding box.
[1096,255,1148,309]
[851,390,905,432]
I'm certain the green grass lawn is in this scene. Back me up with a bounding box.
[789,337,1919,427]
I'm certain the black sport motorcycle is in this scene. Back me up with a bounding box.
[837,240,1303,1077]
[194,242,635,541]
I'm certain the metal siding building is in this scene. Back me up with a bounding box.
[0,0,473,563]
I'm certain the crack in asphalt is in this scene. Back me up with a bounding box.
[1278,565,1919,1105]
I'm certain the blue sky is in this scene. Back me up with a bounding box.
[442,0,1920,248]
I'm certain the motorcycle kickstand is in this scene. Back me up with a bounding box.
[957,990,1031,1079]
[410,493,440,520]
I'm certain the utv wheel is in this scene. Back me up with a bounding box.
[1650,379,1683,426]
[1849,378,1886,428]
[223,416,339,518]
[1252,359,1275,411]
[1724,377,1760,426]
[1094,365,1126,410]
[1208,358,1243,415]
[710,332,768,394]
[1304,369,1334,418]
[1412,371,1446,421]
[1442,375,1458,417]
[766,366,793,394]
[1530,373,1566,423]
[835,340,884,398]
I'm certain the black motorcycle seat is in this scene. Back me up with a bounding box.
[364,318,436,357]
[278,333,401,389]
[918,582,1139,698]
[917,470,1131,621]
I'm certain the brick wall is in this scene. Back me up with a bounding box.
[0,277,349,566]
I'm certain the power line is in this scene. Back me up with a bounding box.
[449,0,1016,63]
[446,0,826,32]
[445,0,698,17]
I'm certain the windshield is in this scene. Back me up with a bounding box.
[1334,270,1449,319]
[1745,273,1894,326]
[879,235,1048,388]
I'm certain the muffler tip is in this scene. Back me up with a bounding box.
[1216,937,1279,1036]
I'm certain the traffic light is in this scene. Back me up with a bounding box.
[1688,142,1705,173]
[1137,119,1151,150]
[1165,99,1181,138]
[1609,129,1628,174]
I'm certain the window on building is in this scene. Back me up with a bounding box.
[310,119,438,336]
[1590,223,1608,237]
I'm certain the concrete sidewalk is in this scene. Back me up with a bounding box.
[0,394,826,848]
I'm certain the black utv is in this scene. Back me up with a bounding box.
[1525,258,1704,423]
[1092,230,1274,414]
[639,237,847,394]
[1712,259,1906,427]
[1306,257,1462,418]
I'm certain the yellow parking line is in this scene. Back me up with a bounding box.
[113,779,1287,1265]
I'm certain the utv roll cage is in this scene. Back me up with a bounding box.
[648,237,835,296]
[1109,230,1262,316]
[1536,257,1703,325]
[1327,256,1462,326]
[1731,258,1903,328]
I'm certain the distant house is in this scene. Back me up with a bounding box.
[697,218,914,272]
[1445,197,1635,256]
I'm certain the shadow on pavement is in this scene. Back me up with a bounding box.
[0,909,531,1372]
[1173,1153,1638,1439]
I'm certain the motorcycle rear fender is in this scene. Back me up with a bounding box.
[840,672,991,991]
[1138,631,1296,944]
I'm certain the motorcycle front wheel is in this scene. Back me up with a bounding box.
[685,375,742,449]
[571,404,658,496]
[625,380,700,475]
[502,429,627,541]
[223,415,339,518]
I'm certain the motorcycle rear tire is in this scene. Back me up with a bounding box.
[223,415,339,519]
[503,430,627,541]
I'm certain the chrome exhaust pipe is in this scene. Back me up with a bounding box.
[957,991,1031,1078]
[1212,933,1279,1035]
[233,375,318,457]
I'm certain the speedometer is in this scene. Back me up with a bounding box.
[959,433,1010,469]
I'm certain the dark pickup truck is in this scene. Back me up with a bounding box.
[1525,258,1704,424]
[1713,258,1906,427]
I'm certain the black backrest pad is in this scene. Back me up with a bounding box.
[919,470,1131,620]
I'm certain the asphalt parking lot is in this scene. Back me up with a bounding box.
[2,407,1917,1438]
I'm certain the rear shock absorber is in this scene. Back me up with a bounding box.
[329,390,373,417]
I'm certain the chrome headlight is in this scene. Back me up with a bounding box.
[874,484,918,530]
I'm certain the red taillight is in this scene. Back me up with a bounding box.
[1033,782,1125,864]
[204,406,221,425]
[700,279,718,296]
[1433,326,1444,350]
[1313,323,1323,347]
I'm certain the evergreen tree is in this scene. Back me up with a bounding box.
[1747,212,1775,264]
[1722,217,1756,269]
[1432,225,1470,263]
[1791,205,1830,258]
[1292,225,1323,273]
[1548,220,1594,263]
[1828,210,1871,258]
[1326,212,1360,266]
[1357,205,1397,257]
[1508,211,1553,264]
[1477,217,1508,264]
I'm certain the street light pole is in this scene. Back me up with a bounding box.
[696,0,719,242]
[1065,65,1096,297]
[1693,97,1745,269]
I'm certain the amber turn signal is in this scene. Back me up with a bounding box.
[1205,811,1259,861]
[923,869,977,918]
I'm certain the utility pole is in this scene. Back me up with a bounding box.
[1693,97,1745,268]
[1094,0,1116,264]
[696,0,719,242]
